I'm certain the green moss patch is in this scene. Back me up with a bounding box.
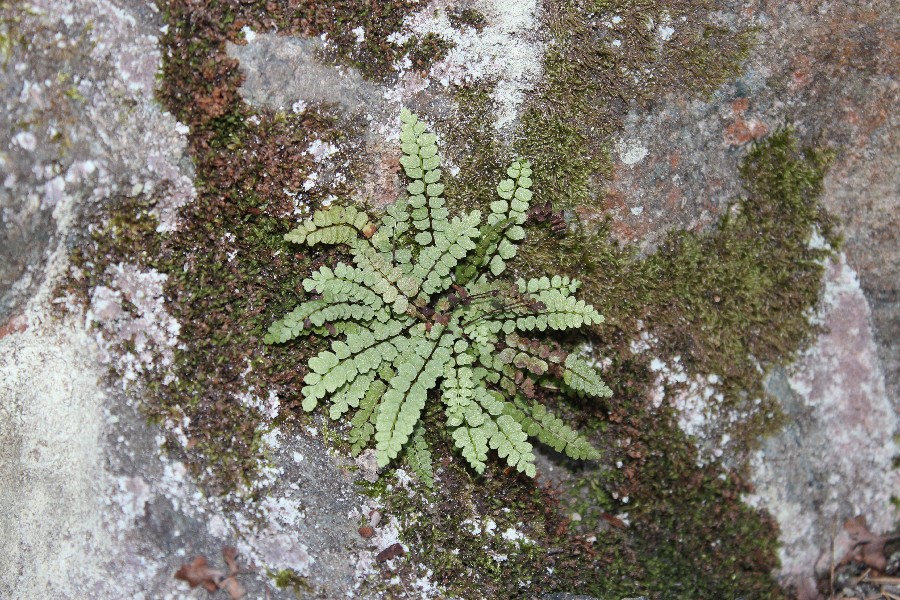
[516,0,753,212]
[520,128,839,448]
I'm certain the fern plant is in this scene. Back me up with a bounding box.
[265,109,612,485]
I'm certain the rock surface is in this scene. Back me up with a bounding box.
[0,1,380,598]
[1,0,897,598]
[605,0,899,413]
[746,254,899,597]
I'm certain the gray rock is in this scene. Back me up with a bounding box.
[227,34,381,115]
[1,0,897,598]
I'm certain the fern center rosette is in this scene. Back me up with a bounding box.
[264,109,612,485]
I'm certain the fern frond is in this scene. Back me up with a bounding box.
[263,300,329,344]
[304,263,385,309]
[489,414,536,477]
[498,334,565,381]
[372,199,412,253]
[405,422,435,488]
[285,204,375,246]
[348,238,419,314]
[301,318,413,411]
[516,274,581,296]
[399,109,449,246]
[563,353,613,399]
[529,289,604,330]
[264,109,611,484]
[483,159,532,277]
[329,370,377,420]
[414,211,481,299]
[452,421,496,474]
[443,363,487,428]
[349,378,386,455]
[504,400,601,461]
[374,329,453,467]
[483,289,604,334]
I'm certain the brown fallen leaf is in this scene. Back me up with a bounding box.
[838,515,900,572]
[375,543,405,562]
[220,576,247,600]
[175,556,224,593]
[600,513,626,529]
[175,549,247,600]
[358,526,375,539]
[223,546,240,574]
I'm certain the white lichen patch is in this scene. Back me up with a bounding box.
[400,0,546,130]
[656,12,676,42]
[10,1,195,234]
[87,263,181,384]
[642,333,740,463]
[236,387,281,421]
[462,516,497,536]
[615,138,650,166]
[500,525,531,545]
[350,508,412,594]
[306,138,339,163]
[657,24,676,41]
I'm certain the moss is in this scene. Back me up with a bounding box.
[439,83,509,215]
[404,32,454,72]
[520,128,839,449]
[74,0,372,491]
[356,456,559,597]
[156,0,445,86]
[270,568,312,596]
[516,0,753,212]
[447,7,487,32]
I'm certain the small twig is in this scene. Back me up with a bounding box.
[830,520,837,599]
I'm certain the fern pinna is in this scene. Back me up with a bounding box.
[265,109,611,485]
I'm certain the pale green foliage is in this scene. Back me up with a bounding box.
[405,423,435,488]
[265,109,612,485]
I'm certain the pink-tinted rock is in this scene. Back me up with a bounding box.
[745,254,899,595]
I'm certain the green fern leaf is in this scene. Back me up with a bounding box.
[488,414,536,476]
[405,423,435,488]
[563,354,613,399]
[349,379,386,455]
[504,400,601,461]
[264,109,611,485]
[285,204,375,247]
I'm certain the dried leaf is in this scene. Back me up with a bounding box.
[837,515,900,572]
[175,549,246,599]
[174,556,223,592]
[220,576,247,600]
[223,546,240,575]
[375,543,405,562]
[358,526,376,539]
